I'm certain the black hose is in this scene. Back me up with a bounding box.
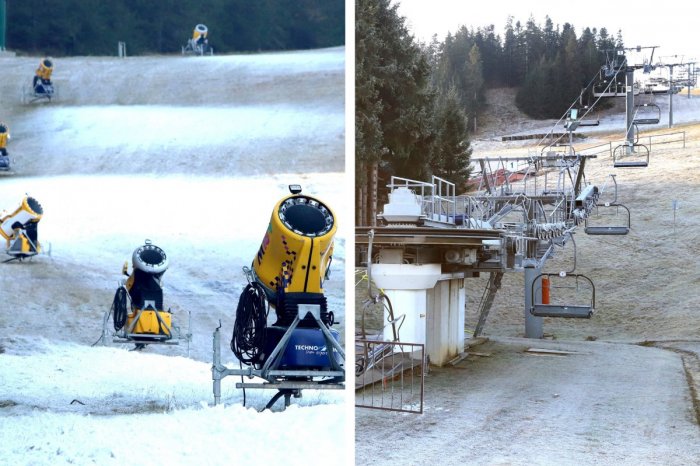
[231,282,269,366]
[112,286,128,331]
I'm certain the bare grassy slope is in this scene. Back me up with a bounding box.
[0,49,344,176]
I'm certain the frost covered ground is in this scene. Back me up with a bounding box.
[0,47,349,465]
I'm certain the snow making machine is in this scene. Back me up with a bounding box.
[0,122,11,173]
[212,185,345,410]
[182,24,213,56]
[102,240,191,351]
[23,58,56,103]
[0,196,43,262]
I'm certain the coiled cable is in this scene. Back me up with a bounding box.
[231,282,269,366]
[112,286,128,331]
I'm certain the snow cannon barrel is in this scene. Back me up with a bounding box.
[36,58,53,80]
[253,190,336,299]
[132,241,169,280]
[0,196,43,241]
[253,187,336,322]
[192,24,208,41]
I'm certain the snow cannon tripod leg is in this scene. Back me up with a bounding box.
[211,323,245,406]
[212,325,223,405]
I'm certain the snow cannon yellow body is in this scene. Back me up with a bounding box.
[0,123,9,151]
[254,189,336,298]
[0,123,9,171]
[35,58,53,81]
[192,24,208,41]
[252,185,336,328]
[0,196,43,260]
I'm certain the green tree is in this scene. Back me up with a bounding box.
[431,87,472,190]
[355,0,433,225]
[464,44,484,131]
[6,0,344,55]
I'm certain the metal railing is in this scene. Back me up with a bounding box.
[641,130,686,150]
[355,339,425,414]
[385,175,456,225]
[578,141,612,158]
[615,130,685,152]
[428,175,456,223]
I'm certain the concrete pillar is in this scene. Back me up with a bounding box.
[524,266,543,338]
[371,263,442,345]
[372,263,466,366]
[381,289,427,344]
[426,277,466,366]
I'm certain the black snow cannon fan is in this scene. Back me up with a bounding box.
[212,184,345,411]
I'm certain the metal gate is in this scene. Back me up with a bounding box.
[355,339,425,414]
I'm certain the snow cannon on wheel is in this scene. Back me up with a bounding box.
[0,196,43,262]
[212,185,345,411]
[24,58,56,103]
[103,240,191,351]
[182,24,213,56]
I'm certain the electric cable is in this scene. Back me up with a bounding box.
[112,286,128,331]
[230,282,269,366]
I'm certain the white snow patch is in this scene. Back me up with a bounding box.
[0,340,344,465]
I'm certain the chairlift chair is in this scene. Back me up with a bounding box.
[633,103,661,125]
[530,273,595,318]
[584,203,631,235]
[565,109,600,130]
[613,143,649,168]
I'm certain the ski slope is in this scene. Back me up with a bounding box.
[0,47,348,465]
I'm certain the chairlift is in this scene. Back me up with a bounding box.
[632,103,660,125]
[565,108,600,129]
[584,203,631,235]
[592,78,626,98]
[578,116,600,127]
[613,143,649,168]
[530,273,595,318]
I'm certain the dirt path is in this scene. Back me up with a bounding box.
[356,337,700,465]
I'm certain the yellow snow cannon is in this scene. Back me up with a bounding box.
[214,185,344,410]
[35,58,53,81]
[0,122,10,172]
[252,184,336,326]
[192,24,208,42]
[183,24,212,55]
[29,57,55,101]
[0,196,43,261]
[110,241,179,349]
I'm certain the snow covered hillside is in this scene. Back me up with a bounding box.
[0,47,348,465]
